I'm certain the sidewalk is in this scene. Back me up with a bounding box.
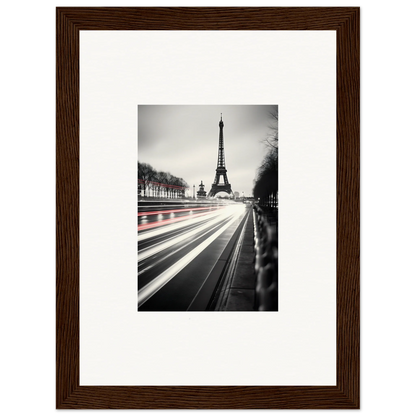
[216,207,256,311]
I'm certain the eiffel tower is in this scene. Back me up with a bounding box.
[208,114,233,198]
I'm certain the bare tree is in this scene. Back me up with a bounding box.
[138,161,156,197]
[253,150,278,208]
[253,106,279,208]
[138,163,189,199]
[263,106,279,150]
[154,171,167,198]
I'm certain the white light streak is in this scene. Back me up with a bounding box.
[137,206,245,307]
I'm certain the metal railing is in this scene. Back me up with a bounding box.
[253,204,279,311]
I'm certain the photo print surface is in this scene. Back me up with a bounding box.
[138,105,278,311]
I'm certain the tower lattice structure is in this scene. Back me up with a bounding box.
[208,114,233,197]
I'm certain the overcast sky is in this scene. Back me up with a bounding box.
[138,105,276,197]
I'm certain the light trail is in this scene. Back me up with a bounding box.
[138,207,226,240]
[138,207,236,262]
[138,207,218,217]
[138,220,226,276]
[137,210,243,308]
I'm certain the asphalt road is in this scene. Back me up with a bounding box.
[138,201,248,311]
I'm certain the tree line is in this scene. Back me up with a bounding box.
[253,107,278,209]
[138,161,189,198]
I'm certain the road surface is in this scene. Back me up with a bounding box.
[138,201,248,311]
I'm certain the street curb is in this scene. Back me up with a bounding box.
[213,210,251,311]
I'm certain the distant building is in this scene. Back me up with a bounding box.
[234,191,240,199]
[196,181,207,198]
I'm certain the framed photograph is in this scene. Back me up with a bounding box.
[57,7,359,409]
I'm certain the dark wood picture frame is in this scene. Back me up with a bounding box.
[56,7,359,409]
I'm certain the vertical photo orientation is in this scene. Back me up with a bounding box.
[138,106,278,311]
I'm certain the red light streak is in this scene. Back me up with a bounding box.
[138,207,218,217]
[137,209,224,232]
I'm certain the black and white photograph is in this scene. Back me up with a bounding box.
[138,105,279,311]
